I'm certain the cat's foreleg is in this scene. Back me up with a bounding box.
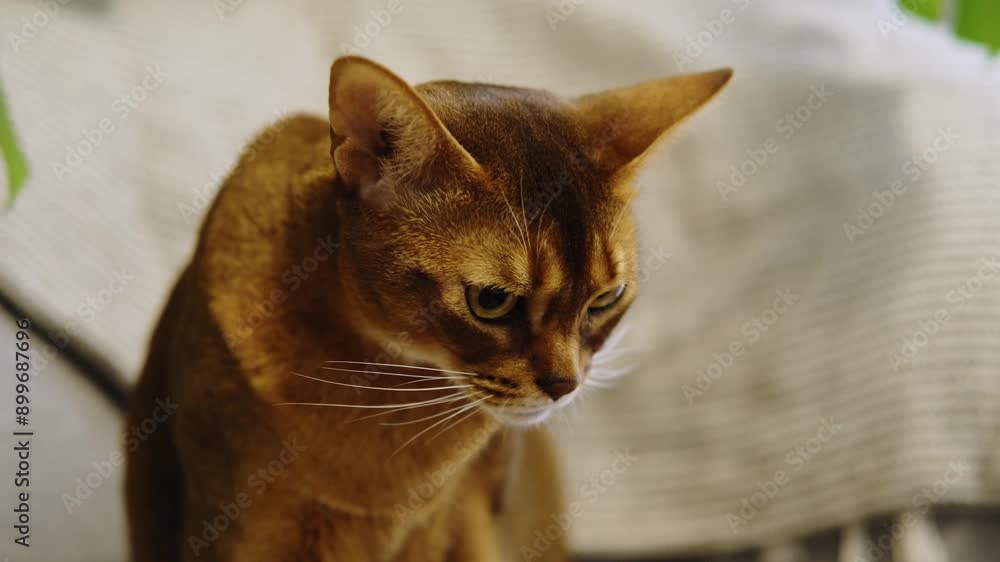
[502,428,569,562]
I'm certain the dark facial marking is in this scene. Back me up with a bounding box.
[434,309,501,364]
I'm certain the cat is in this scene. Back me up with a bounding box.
[125,56,731,561]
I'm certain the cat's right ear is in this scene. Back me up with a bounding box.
[574,68,733,179]
[328,57,481,204]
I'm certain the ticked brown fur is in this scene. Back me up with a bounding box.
[126,57,731,561]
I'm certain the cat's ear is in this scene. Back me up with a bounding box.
[328,56,481,202]
[574,68,733,175]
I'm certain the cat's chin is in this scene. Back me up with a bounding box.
[486,406,554,428]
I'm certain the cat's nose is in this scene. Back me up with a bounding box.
[536,374,577,401]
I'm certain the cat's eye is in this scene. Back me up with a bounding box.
[588,284,626,313]
[466,286,518,321]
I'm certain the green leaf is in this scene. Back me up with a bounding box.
[955,0,1000,53]
[899,0,943,21]
[0,85,29,208]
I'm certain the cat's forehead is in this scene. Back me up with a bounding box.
[416,80,625,236]
[448,215,630,300]
[410,81,636,295]
[417,81,602,187]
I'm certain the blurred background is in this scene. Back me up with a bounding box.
[1,0,999,561]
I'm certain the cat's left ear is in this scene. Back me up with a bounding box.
[328,56,482,203]
[574,68,733,176]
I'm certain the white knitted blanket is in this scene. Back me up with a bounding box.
[1,0,998,557]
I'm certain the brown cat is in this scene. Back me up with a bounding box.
[125,56,731,561]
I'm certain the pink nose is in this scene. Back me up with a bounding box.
[537,374,577,401]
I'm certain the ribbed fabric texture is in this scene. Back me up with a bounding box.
[553,63,1000,555]
[0,0,997,557]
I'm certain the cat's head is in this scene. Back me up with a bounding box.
[328,57,730,426]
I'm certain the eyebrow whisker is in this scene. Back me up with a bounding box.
[501,189,530,256]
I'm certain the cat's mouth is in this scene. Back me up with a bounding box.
[469,380,581,428]
[387,354,572,427]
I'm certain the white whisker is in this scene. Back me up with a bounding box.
[501,190,529,255]
[518,169,531,250]
[316,366,466,381]
[381,396,483,427]
[389,397,487,459]
[320,360,477,377]
[288,371,471,393]
[391,377,468,388]
[590,365,635,379]
[600,323,631,352]
[584,379,617,389]
[350,394,467,422]
[592,348,635,365]
[427,398,488,442]
[275,394,467,410]
[608,205,629,240]
[534,197,555,257]
[559,408,572,434]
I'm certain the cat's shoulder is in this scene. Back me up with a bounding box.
[198,112,334,253]
[189,113,337,351]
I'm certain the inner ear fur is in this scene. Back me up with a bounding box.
[328,56,481,201]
